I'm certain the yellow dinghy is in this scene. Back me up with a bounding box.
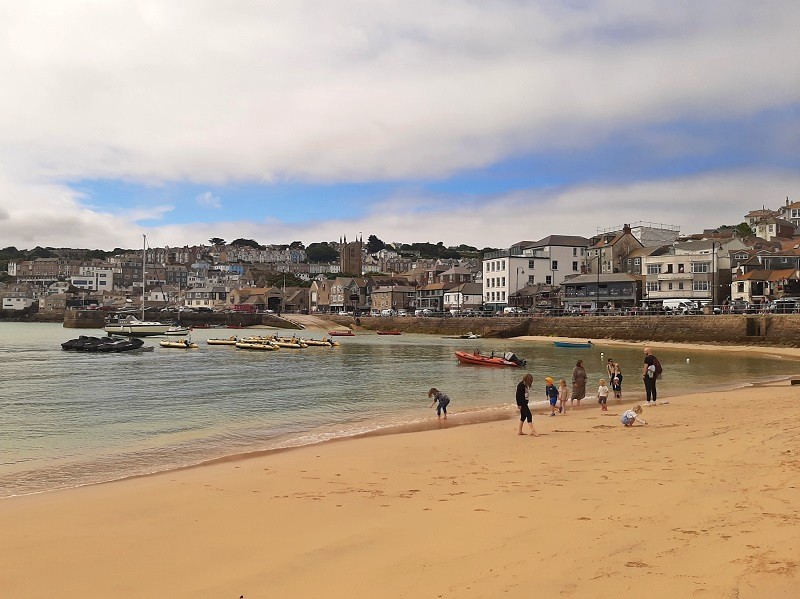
[235,341,279,351]
[302,337,340,347]
[207,336,239,345]
[160,339,199,349]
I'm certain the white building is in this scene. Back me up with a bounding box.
[482,236,589,311]
[70,266,115,292]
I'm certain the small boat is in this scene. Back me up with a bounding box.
[163,326,192,335]
[455,350,526,367]
[235,340,279,351]
[553,340,594,349]
[160,339,198,349]
[328,330,355,337]
[61,335,146,352]
[443,332,481,339]
[376,330,401,335]
[104,315,174,336]
[206,337,239,345]
[301,338,339,347]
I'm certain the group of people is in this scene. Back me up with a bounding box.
[430,346,660,432]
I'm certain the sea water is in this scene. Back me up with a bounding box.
[0,322,794,497]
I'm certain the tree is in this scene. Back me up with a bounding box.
[289,240,305,249]
[230,238,264,250]
[306,242,338,263]
[734,222,754,237]
[366,234,386,254]
[209,237,226,246]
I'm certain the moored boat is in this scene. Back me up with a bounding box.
[104,314,174,336]
[235,340,279,351]
[206,337,239,345]
[61,335,146,352]
[301,337,339,347]
[160,339,198,349]
[455,350,526,367]
[328,330,355,336]
[163,326,192,335]
[553,340,593,348]
[376,330,401,335]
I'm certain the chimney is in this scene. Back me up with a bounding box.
[622,224,632,234]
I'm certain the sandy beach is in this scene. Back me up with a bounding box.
[2,344,799,598]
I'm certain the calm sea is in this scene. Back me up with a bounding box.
[0,322,794,497]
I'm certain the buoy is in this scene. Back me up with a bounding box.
[600,352,604,357]
[686,358,690,363]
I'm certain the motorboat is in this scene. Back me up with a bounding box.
[206,337,239,345]
[61,335,146,352]
[455,350,526,367]
[235,340,279,351]
[301,337,340,347]
[443,332,481,339]
[104,314,174,336]
[328,330,355,336]
[553,340,594,348]
[376,330,401,335]
[160,339,198,349]
[163,326,192,335]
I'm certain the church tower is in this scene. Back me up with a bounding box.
[339,234,363,275]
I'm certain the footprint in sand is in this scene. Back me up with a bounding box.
[625,561,648,568]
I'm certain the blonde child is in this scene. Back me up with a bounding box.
[545,377,559,416]
[557,379,569,414]
[597,379,609,411]
[620,405,647,426]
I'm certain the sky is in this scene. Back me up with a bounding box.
[0,1,798,251]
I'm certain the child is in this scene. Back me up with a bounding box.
[620,405,647,426]
[557,379,569,414]
[545,377,559,416]
[597,379,609,411]
[428,388,450,420]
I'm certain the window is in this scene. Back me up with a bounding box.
[634,258,641,265]
[693,281,709,291]
[501,277,505,287]
[668,282,673,290]
[501,260,506,270]
[573,248,577,256]
[528,260,536,269]
[678,282,684,290]
[528,275,535,284]
[737,282,744,292]
[646,264,661,275]
[545,275,552,285]
[485,263,490,272]
[501,291,506,301]
[691,262,710,273]
[551,260,558,270]
[572,261,578,271]
[491,262,495,272]
[646,281,660,292]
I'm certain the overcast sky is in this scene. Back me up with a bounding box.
[1,1,798,251]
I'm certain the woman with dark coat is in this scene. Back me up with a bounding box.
[516,373,539,436]
[571,359,587,407]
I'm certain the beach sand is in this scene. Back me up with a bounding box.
[2,363,799,597]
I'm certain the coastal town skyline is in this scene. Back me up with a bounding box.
[1,2,798,250]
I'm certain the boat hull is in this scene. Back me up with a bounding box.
[454,350,524,367]
[376,331,401,335]
[553,341,593,348]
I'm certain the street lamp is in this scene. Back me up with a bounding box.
[711,241,718,310]
[595,250,601,312]
[515,267,524,307]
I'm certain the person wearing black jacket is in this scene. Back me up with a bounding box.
[516,373,539,436]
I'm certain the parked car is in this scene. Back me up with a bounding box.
[770,298,799,313]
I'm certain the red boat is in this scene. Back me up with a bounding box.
[328,330,355,337]
[376,330,401,335]
[455,350,526,367]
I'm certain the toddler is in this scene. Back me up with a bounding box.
[620,405,647,426]
[545,377,559,416]
[557,379,569,414]
[597,379,609,411]
[428,388,450,419]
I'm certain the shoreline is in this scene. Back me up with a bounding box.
[2,376,798,597]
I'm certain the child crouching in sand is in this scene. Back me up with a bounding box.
[620,405,647,426]
[428,388,450,419]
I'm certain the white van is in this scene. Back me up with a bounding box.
[662,299,699,314]
[380,309,397,317]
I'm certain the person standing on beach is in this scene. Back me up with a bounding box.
[545,377,559,416]
[571,360,587,407]
[428,388,450,419]
[607,358,623,399]
[597,379,609,411]
[516,374,538,436]
[642,347,658,405]
[557,379,569,414]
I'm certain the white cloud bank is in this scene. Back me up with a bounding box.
[0,1,798,249]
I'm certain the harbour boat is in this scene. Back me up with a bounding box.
[553,340,594,348]
[235,340,279,351]
[328,330,355,337]
[160,339,198,349]
[455,350,526,367]
[163,326,192,335]
[206,337,239,345]
[376,330,401,335]
[443,332,481,339]
[301,337,340,347]
[61,335,146,352]
[103,235,173,337]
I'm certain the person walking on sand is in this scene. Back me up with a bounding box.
[642,347,658,405]
[597,379,609,411]
[620,405,647,427]
[516,374,539,436]
[571,360,587,407]
[557,379,569,414]
[607,358,623,399]
[428,388,450,419]
[545,377,559,416]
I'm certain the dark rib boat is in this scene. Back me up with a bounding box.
[61,335,146,352]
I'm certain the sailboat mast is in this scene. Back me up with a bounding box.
[142,234,146,320]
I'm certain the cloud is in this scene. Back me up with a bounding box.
[195,191,221,209]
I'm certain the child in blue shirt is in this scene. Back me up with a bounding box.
[545,377,559,416]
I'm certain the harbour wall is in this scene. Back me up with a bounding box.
[340,315,800,347]
[62,310,301,330]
